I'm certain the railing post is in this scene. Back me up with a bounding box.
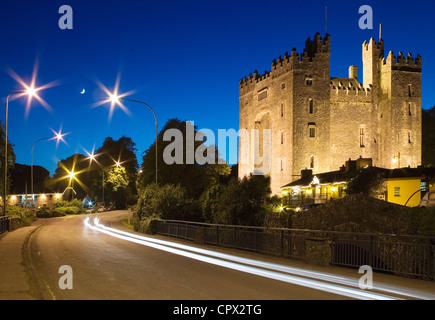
[216,226,219,246]
[280,229,284,257]
[234,226,237,249]
[255,229,258,253]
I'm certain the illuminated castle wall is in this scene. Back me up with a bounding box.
[238,33,422,194]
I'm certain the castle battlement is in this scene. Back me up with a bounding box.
[330,78,372,100]
[239,33,330,93]
[383,51,422,70]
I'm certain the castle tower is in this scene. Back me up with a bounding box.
[378,50,422,168]
[239,33,422,195]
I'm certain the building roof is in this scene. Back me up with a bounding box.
[387,167,435,179]
[281,169,357,188]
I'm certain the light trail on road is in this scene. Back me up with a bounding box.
[84,217,435,300]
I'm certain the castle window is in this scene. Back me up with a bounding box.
[359,126,365,148]
[408,103,412,116]
[258,89,267,101]
[408,131,412,144]
[408,84,412,97]
[308,123,316,138]
[281,82,286,89]
[280,159,284,171]
[310,156,315,169]
[281,132,284,144]
[280,102,284,117]
[309,99,314,114]
[306,78,313,86]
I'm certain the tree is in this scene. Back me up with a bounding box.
[10,163,51,194]
[0,121,16,199]
[213,174,272,226]
[135,183,198,221]
[422,106,435,167]
[346,167,389,197]
[140,118,230,199]
[94,136,139,207]
[104,166,129,209]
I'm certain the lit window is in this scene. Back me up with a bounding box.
[394,187,400,197]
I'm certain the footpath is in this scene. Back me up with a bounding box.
[0,219,46,300]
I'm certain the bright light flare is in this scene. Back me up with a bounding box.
[93,73,135,121]
[49,125,69,149]
[6,59,58,118]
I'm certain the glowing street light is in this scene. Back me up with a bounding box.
[31,128,69,203]
[94,77,158,184]
[3,86,48,216]
[106,92,158,184]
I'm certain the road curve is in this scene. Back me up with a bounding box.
[23,211,435,301]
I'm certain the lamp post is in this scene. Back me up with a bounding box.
[109,95,158,185]
[3,89,36,216]
[31,132,65,206]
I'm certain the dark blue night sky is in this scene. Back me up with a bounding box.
[0,0,434,174]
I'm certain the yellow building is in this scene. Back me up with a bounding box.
[385,168,435,207]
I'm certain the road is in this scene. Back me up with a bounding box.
[23,211,435,301]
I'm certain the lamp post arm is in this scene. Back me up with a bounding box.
[3,91,25,216]
[119,97,158,184]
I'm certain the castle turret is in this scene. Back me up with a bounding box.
[362,38,384,89]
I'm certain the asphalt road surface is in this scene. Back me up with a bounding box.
[23,211,435,301]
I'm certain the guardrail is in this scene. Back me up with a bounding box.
[154,220,435,280]
[0,216,9,235]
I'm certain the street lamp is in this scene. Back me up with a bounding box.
[108,94,158,184]
[31,129,68,205]
[3,87,40,216]
[86,151,127,204]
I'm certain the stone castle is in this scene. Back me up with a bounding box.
[238,33,422,194]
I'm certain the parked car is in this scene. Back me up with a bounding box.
[419,191,435,208]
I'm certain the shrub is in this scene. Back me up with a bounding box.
[135,183,191,221]
[36,207,65,218]
[54,199,83,208]
[7,206,35,226]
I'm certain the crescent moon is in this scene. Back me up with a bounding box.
[80,89,85,94]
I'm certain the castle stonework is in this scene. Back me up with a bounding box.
[238,33,422,195]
